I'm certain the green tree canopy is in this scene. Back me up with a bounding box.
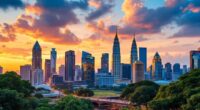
[55,95,94,110]
[121,80,159,100]
[0,89,29,110]
[0,71,34,97]
[148,69,200,110]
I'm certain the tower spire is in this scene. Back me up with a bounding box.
[115,26,118,38]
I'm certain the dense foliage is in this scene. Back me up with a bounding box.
[0,71,34,97]
[121,80,159,101]
[74,88,94,97]
[148,69,200,110]
[55,95,94,110]
[0,72,94,110]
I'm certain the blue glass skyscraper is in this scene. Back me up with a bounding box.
[101,53,109,73]
[139,47,147,72]
[82,51,95,87]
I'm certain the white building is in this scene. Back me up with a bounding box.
[32,69,43,86]
[75,65,82,81]
[95,73,114,87]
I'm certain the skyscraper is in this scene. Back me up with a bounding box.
[120,63,132,80]
[32,69,43,85]
[131,36,138,64]
[0,66,3,74]
[192,53,200,69]
[165,63,172,80]
[132,61,144,83]
[65,50,75,81]
[20,65,31,82]
[173,63,181,74]
[32,41,43,85]
[182,65,188,74]
[32,41,42,70]
[139,47,147,72]
[59,65,65,77]
[152,52,163,80]
[75,65,82,81]
[101,53,109,73]
[112,29,121,83]
[173,63,181,80]
[51,48,57,75]
[190,48,200,70]
[45,59,51,83]
[82,51,95,87]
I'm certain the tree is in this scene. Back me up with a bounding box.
[74,88,94,97]
[130,86,158,108]
[55,95,94,110]
[0,89,29,110]
[121,80,159,100]
[0,71,35,97]
[148,69,200,110]
[35,93,43,99]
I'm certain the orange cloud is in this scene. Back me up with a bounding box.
[25,5,43,15]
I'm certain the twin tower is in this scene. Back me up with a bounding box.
[112,29,138,83]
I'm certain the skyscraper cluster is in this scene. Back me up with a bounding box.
[112,29,146,84]
[15,31,199,88]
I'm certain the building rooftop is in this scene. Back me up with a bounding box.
[33,41,41,51]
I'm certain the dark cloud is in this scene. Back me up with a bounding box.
[173,25,200,37]
[86,0,114,21]
[119,0,200,37]
[0,0,24,10]
[15,0,90,45]
[86,4,113,21]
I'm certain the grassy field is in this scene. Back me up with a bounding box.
[93,90,121,97]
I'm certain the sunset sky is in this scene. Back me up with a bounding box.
[0,0,199,73]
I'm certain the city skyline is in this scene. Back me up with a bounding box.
[0,0,200,72]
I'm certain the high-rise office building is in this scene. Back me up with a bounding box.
[139,47,147,72]
[101,53,109,73]
[32,41,42,70]
[173,63,181,74]
[192,53,200,69]
[51,48,57,75]
[182,65,188,74]
[173,63,181,80]
[45,59,51,83]
[32,69,43,85]
[82,51,95,87]
[20,65,31,82]
[75,65,82,81]
[32,41,43,86]
[120,63,132,80]
[132,61,144,83]
[165,63,172,80]
[0,66,3,74]
[152,52,163,80]
[131,36,138,64]
[112,29,121,83]
[59,65,65,77]
[190,48,200,70]
[65,50,75,81]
